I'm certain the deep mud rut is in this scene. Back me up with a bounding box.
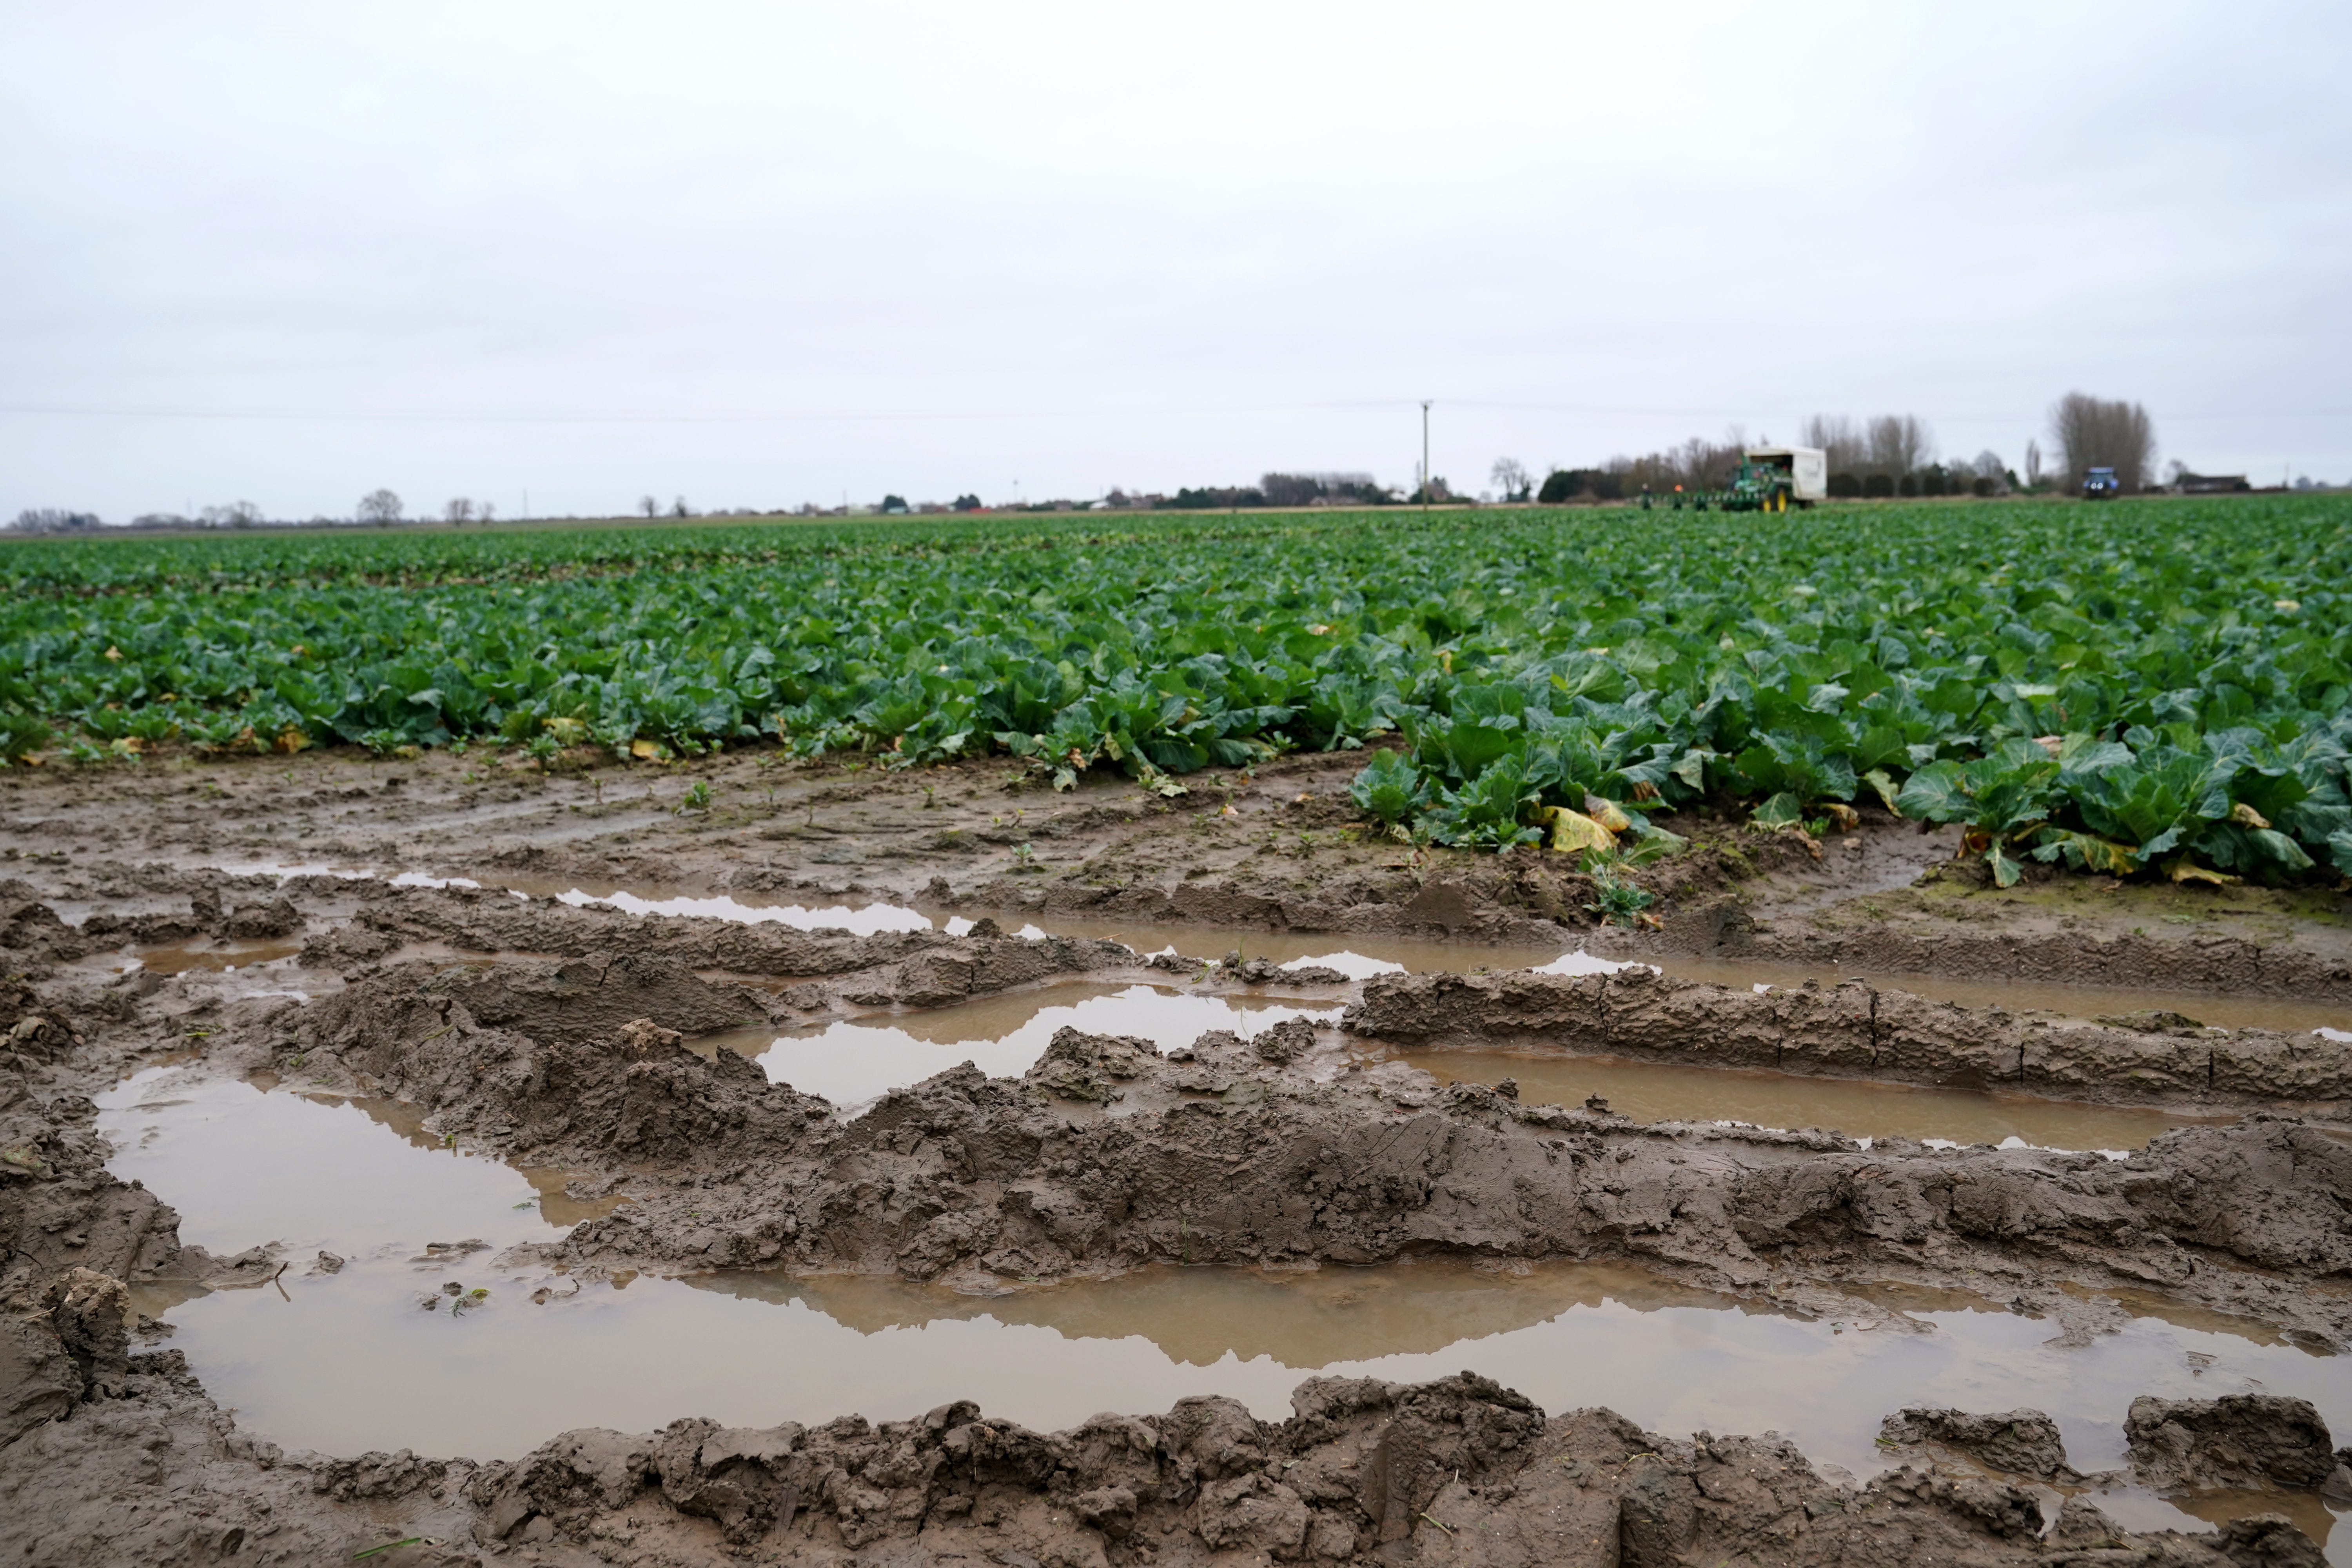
[7,746,2352,1564]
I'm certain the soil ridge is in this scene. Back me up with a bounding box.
[1347,967,2352,1112]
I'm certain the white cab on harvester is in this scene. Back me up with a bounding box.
[1743,447,1829,505]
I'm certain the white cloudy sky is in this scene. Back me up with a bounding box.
[2,2,2345,520]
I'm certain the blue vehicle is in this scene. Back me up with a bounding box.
[2082,465,2120,501]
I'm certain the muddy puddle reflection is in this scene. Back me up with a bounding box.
[97,1068,614,1256]
[107,1067,2352,1549]
[1399,1050,2219,1152]
[138,1249,2352,1550]
[94,937,307,976]
[714,980,2203,1150]
[699,984,1340,1109]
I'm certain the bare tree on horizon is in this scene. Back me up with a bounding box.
[2049,392,2156,493]
[1489,457,1530,502]
[1866,414,1935,477]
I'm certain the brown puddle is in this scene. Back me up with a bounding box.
[103,1063,2352,1552]
[109,936,307,976]
[709,979,2206,1149]
[98,1068,617,1254]
[1397,1049,2222,1151]
[999,912,1573,977]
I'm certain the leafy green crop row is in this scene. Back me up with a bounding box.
[3,497,2350,885]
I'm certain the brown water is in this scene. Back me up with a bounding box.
[106,936,307,975]
[997,911,1571,977]
[140,858,2352,1032]
[1397,1049,2221,1152]
[702,978,2207,1150]
[100,1064,2352,1552]
[98,1068,614,1254]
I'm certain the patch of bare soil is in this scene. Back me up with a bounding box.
[1347,967,2352,1114]
[237,979,2352,1348]
[7,742,2347,995]
[15,1350,2327,1566]
[5,748,2352,1563]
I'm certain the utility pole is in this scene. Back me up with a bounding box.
[1420,401,1432,510]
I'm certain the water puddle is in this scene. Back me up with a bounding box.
[492,875,933,935]
[104,937,306,976]
[97,1068,614,1256]
[993,911,1573,976]
[711,977,2207,1151]
[171,860,1560,969]
[1397,1050,2219,1152]
[107,1064,2352,1552]
[1656,955,2352,1036]
[134,1247,2352,1559]
[699,984,1340,1110]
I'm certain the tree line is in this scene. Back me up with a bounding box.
[1521,391,2159,503]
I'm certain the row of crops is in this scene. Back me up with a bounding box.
[4,498,2350,885]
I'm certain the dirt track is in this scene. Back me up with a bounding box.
[6,744,2352,1563]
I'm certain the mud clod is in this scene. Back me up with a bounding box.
[2126,1394,2338,1492]
[1878,1406,2075,1479]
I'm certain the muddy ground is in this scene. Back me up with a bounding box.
[5,743,2352,1564]
[5,742,2348,993]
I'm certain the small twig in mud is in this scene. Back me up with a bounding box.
[1419,1512,1455,1538]
[269,1262,290,1301]
[352,1538,429,1560]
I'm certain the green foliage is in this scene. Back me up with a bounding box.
[1425,752,1542,848]
[1582,855,1657,926]
[1348,750,1429,825]
[5,497,2352,881]
[0,710,51,763]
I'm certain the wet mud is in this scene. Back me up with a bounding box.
[7,746,2352,1563]
[1395,1047,2223,1151]
[1348,966,2352,1116]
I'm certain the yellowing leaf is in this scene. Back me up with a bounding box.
[2166,857,2238,886]
[1862,768,1901,815]
[103,645,122,661]
[2036,828,2139,876]
[1820,802,1860,832]
[1544,807,1615,855]
[1582,794,1632,833]
[630,739,665,760]
[2229,801,2271,829]
[275,728,311,754]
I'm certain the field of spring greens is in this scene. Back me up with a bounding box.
[4,496,2350,886]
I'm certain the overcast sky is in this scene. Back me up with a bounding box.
[3,2,2346,520]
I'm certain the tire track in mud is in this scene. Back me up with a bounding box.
[7,894,2352,1562]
